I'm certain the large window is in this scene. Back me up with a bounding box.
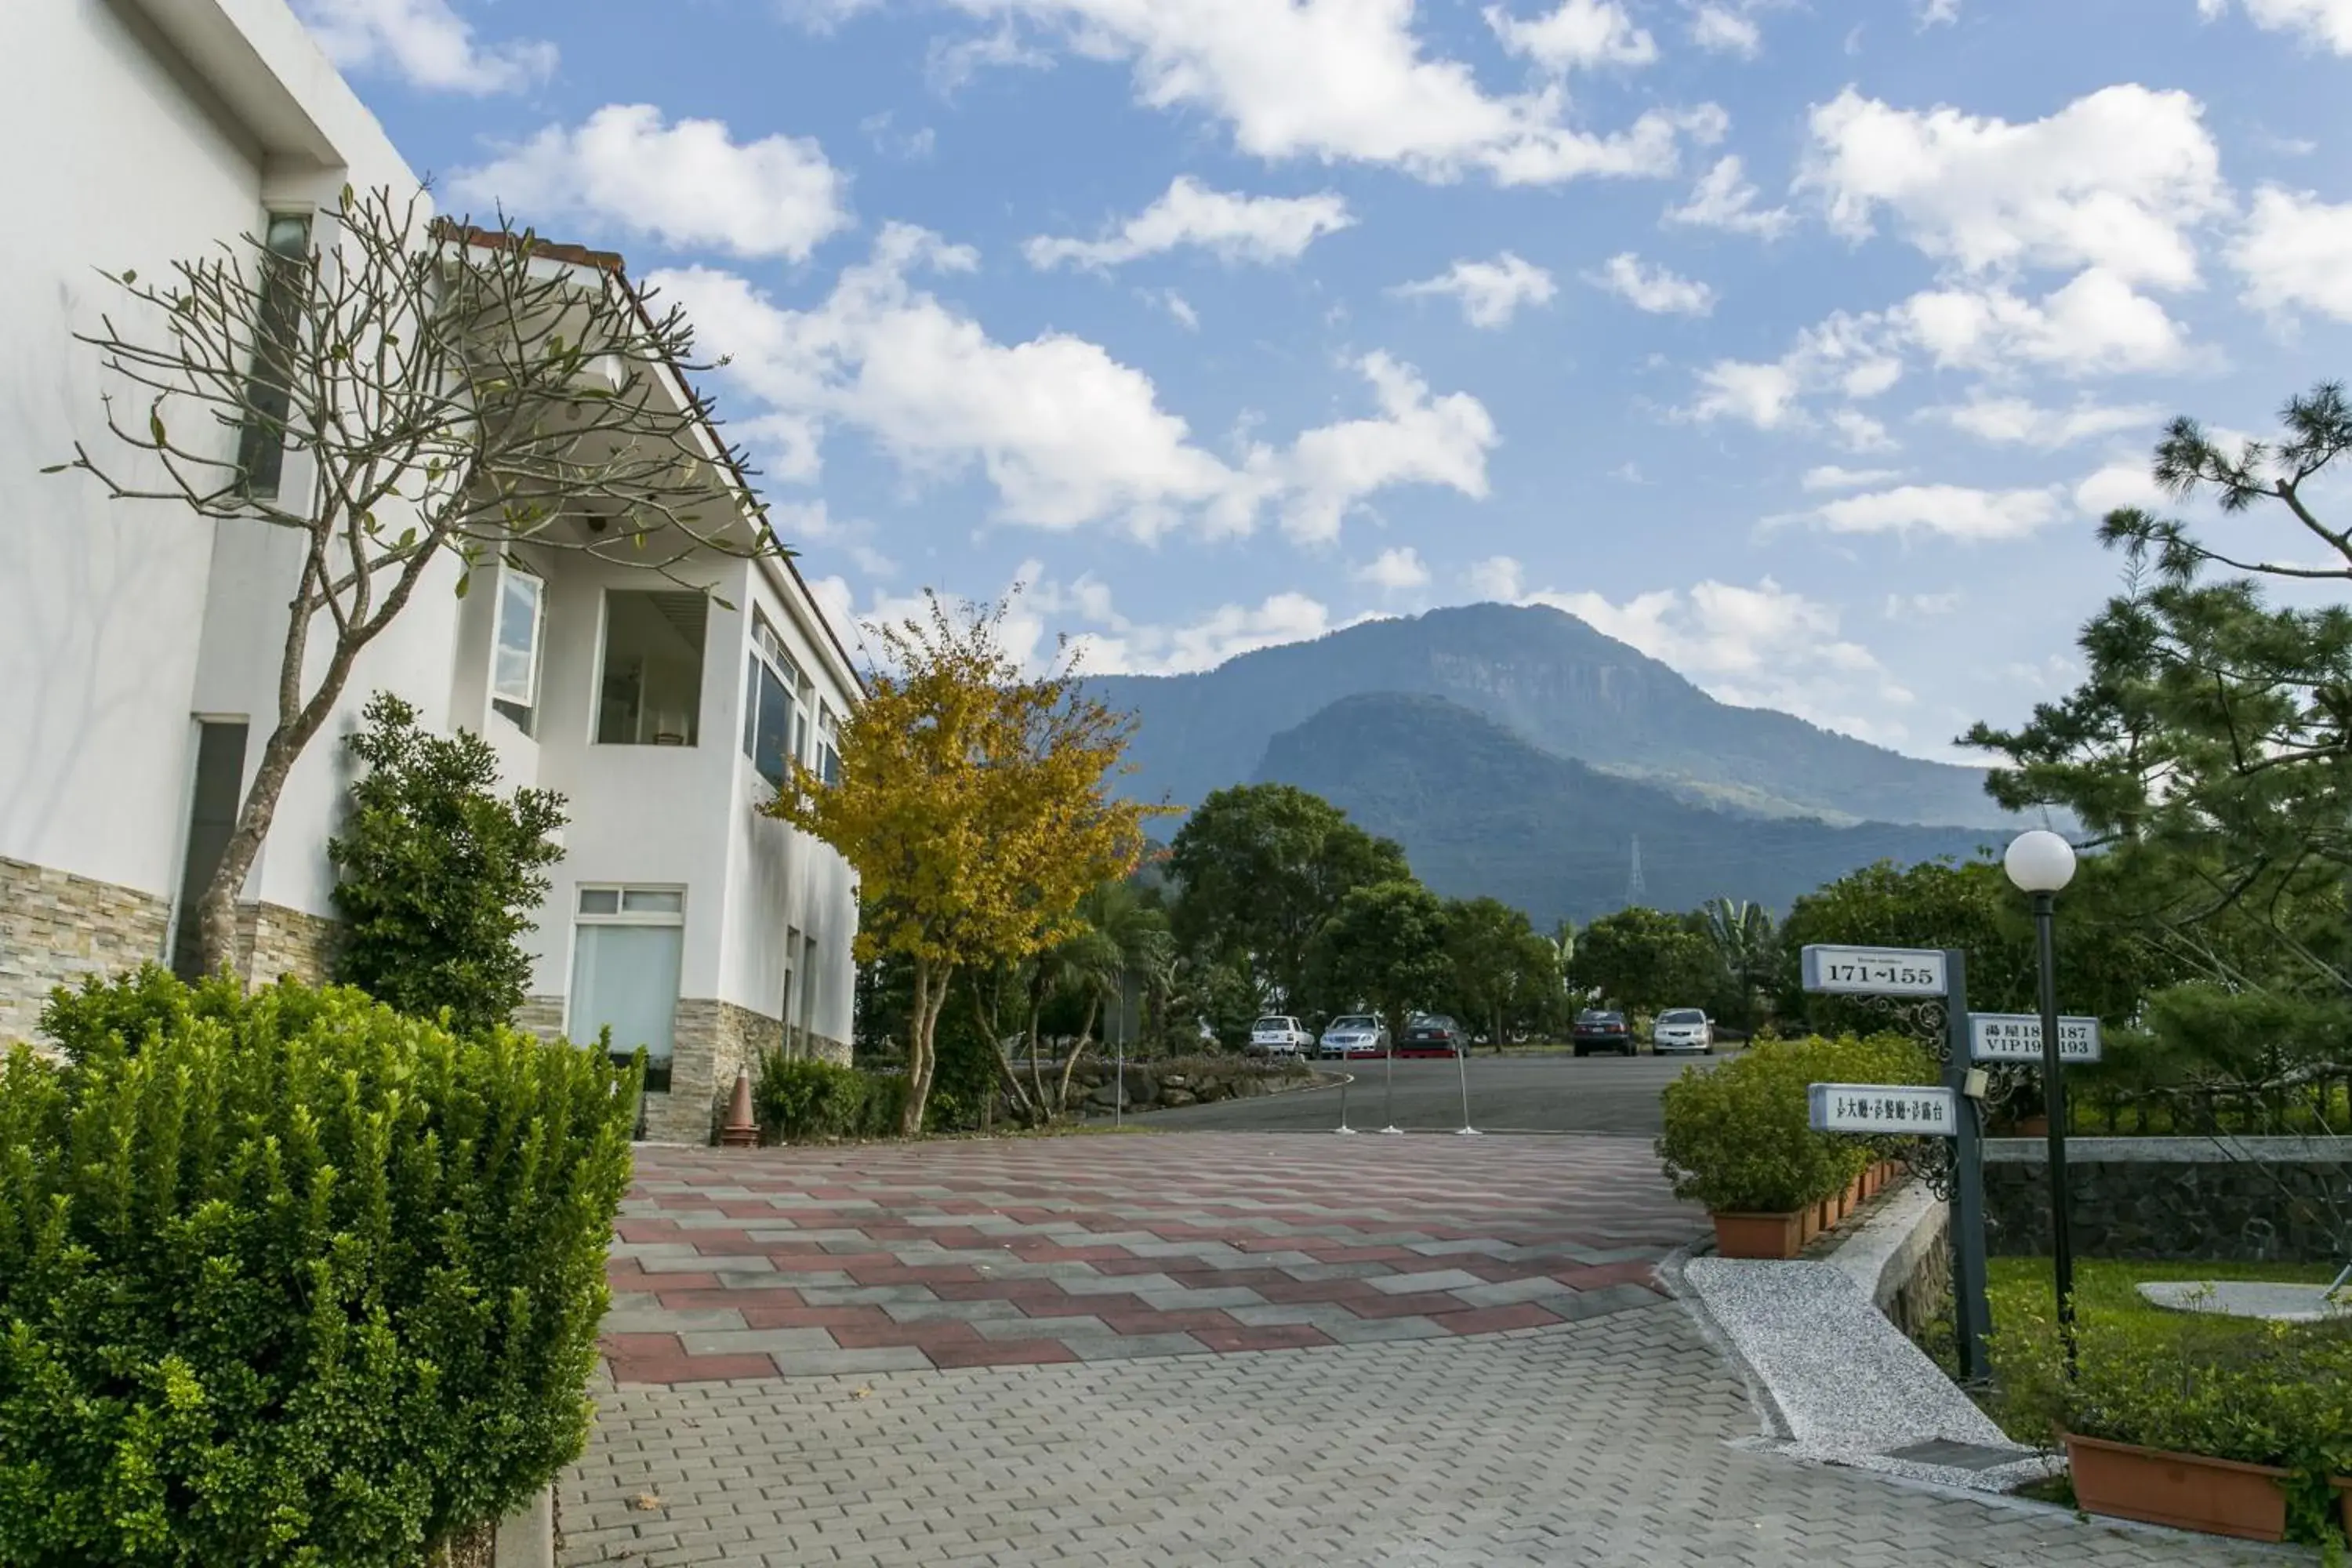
[742,612,804,789]
[816,705,842,786]
[597,590,706,746]
[236,212,314,499]
[490,566,544,735]
[569,886,686,1077]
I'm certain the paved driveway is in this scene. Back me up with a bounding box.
[604,1134,1703,1378]
[568,1134,2299,1567]
[1138,1054,1713,1137]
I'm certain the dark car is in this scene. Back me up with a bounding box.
[1396,1014,1466,1057]
[1572,1009,1635,1058]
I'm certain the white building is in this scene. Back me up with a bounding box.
[0,0,861,1142]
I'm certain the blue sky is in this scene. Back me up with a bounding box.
[303,0,2352,760]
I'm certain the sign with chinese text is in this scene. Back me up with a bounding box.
[1808,1082,1959,1136]
[1967,1014,2103,1065]
[1799,945,1949,997]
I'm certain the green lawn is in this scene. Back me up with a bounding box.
[1986,1256,2345,1336]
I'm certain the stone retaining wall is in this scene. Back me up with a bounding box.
[234,901,339,988]
[1984,1136,2352,1263]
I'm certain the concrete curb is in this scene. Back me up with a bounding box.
[492,1486,552,1568]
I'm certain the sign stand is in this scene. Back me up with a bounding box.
[1941,949,1992,1387]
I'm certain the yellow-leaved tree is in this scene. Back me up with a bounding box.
[768,593,1167,1134]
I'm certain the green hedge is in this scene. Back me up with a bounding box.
[750,1054,911,1143]
[1654,1033,1936,1214]
[0,969,637,1566]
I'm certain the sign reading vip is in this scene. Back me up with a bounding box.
[1809,1083,1959,1136]
[1968,1014,2103,1065]
[1799,944,1949,997]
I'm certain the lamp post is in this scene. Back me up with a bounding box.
[2004,828,2080,1375]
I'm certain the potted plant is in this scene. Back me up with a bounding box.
[1657,1035,1937,1261]
[1993,1305,2352,1544]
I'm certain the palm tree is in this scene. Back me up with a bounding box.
[1018,880,1174,1117]
[1699,898,1777,1032]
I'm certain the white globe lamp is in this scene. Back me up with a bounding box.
[2003,829,2077,895]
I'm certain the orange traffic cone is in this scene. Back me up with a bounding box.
[720,1065,760,1148]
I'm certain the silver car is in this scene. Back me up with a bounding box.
[1652,1008,1715,1055]
[1318,1014,1389,1058]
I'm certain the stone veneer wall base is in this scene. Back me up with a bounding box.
[0,856,172,1047]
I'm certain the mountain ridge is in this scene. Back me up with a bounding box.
[1092,601,2011,829]
[1254,691,1997,924]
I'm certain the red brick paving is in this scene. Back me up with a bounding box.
[603,1133,1702,1383]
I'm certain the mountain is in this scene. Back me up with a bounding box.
[1256,693,1998,926]
[1093,601,2013,828]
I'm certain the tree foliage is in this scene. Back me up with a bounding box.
[1168,784,1410,1012]
[1965,379,2352,1080]
[767,593,1167,1132]
[53,187,789,979]
[327,692,566,1036]
[1568,906,1720,1018]
[1441,897,1560,1047]
[1305,880,1454,1044]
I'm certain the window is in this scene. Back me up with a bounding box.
[236,212,314,499]
[569,884,687,1075]
[798,930,820,1035]
[172,720,249,980]
[597,590,706,746]
[817,705,842,786]
[490,565,544,735]
[742,612,804,788]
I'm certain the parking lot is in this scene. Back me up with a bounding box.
[1141,1050,1727,1137]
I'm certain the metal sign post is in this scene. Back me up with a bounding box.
[1801,942,1992,1385]
[1454,1041,1479,1136]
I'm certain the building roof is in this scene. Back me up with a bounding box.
[432,219,865,695]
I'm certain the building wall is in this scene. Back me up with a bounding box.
[0,858,175,1047]
[0,0,427,1033]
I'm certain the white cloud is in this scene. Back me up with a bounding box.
[1466,555,1525,599]
[927,21,1057,93]
[2230,185,2352,321]
[1484,0,1657,72]
[1802,464,1904,492]
[2200,0,2352,53]
[449,106,850,261]
[1918,0,1962,22]
[1896,268,2187,375]
[659,227,1497,543]
[768,500,898,580]
[2073,459,2166,517]
[938,0,1723,184]
[1009,568,1338,675]
[1798,85,2227,289]
[1154,290,1203,330]
[1810,482,2064,540]
[1530,576,1913,741]
[1691,359,1800,428]
[1926,395,2162,448]
[1885,590,1962,616]
[1588,252,1716,315]
[1689,5,1762,55]
[1664,155,1794,238]
[1393,252,1559,328]
[1354,546,1432,591]
[292,0,555,93]
[1828,409,1897,452]
[1025,176,1356,269]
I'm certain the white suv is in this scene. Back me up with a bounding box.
[1247,1015,1312,1058]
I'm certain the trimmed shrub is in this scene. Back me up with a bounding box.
[1654,1033,1935,1214]
[0,968,636,1566]
[750,1054,907,1143]
[328,692,568,1036]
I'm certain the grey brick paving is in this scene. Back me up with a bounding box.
[560,1298,2304,1566]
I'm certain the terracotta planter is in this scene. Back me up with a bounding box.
[2012,1114,2052,1137]
[1798,1203,1820,1243]
[1711,1210,1802,1259]
[1858,1167,1878,1199]
[1817,1196,1838,1233]
[2063,1435,2288,1542]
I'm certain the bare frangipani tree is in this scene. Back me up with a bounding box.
[53,184,789,979]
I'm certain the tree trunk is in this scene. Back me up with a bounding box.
[903,959,950,1136]
[1055,993,1100,1114]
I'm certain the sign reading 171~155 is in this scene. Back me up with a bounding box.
[1799,945,1949,997]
